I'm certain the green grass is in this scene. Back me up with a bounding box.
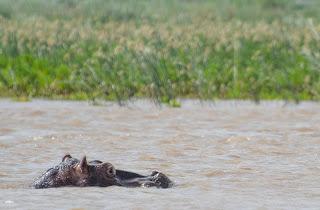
[0,0,320,103]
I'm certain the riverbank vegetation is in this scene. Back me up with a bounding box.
[0,0,320,103]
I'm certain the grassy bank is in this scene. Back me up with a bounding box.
[0,0,320,102]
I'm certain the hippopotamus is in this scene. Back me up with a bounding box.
[32,154,173,189]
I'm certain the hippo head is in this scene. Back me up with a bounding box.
[88,161,119,187]
[32,154,90,189]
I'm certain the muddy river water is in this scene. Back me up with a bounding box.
[0,99,319,209]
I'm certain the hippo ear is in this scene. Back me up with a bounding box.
[62,154,72,162]
[79,156,88,173]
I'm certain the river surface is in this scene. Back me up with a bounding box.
[0,99,319,209]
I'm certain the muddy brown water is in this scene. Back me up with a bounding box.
[0,99,319,209]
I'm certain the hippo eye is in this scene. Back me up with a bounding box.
[107,166,116,177]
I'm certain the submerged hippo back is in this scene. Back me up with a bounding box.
[32,167,60,189]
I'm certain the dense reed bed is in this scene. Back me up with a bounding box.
[0,0,320,103]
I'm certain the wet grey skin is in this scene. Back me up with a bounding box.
[116,170,173,188]
[33,155,173,189]
[32,155,90,189]
[88,160,174,188]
